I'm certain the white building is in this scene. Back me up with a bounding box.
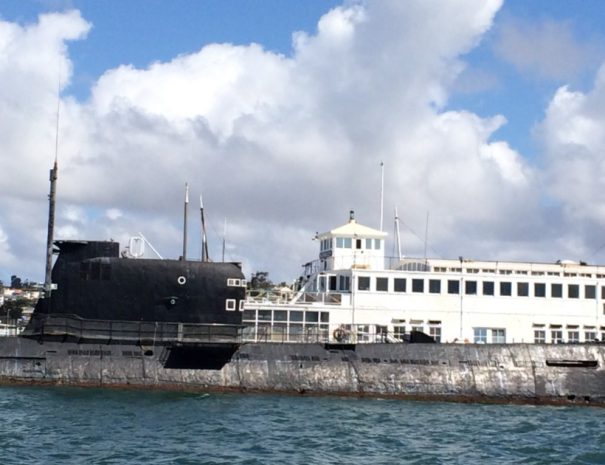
[243,213,605,344]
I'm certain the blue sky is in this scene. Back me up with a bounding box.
[2,1,605,284]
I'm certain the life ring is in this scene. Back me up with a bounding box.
[177,276,187,285]
[333,328,347,342]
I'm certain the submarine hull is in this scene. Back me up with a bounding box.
[1,336,604,406]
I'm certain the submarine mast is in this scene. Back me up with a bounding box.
[44,158,58,298]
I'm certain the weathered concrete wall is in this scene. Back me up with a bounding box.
[1,337,604,405]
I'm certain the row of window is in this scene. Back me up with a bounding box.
[432,266,603,279]
[242,309,330,324]
[225,299,245,311]
[533,330,603,344]
[320,237,382,251]
[354,276,603,300]
[227,278,247,287]
[473,328,506,344]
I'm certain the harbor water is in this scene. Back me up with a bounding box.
[1,386,604,464]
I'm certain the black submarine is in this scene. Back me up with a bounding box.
[1,161,605,406]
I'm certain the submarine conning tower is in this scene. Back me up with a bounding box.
[25,240,246,349]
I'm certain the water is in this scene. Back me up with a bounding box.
[0,386,604,464]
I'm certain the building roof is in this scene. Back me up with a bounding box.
[319,219,387,239]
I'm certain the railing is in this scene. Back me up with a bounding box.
[22,314,243,344]
[241,325,432,344]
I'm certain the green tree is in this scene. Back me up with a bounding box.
[0,300,24,323]
[249,271,273,290]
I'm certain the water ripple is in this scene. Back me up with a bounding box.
[0,387,603,464]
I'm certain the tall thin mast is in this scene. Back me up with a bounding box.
[200,194,209,262]
[379,161,384,231]
[222,217,227,262]
[44,84,61,299]
[44,158,58,298]
[394,206,402,261]
[182,183,189,261]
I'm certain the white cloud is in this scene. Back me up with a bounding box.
[538,66,605,256]
[4,0,584,284]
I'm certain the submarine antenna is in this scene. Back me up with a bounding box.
[379,161,384,231]
[44,80,61,300]
[200,194,210,262]
[182,182,189,261]
[394,206,402,261]
[222,217,226,262]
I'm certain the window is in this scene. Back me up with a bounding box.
[601,285,605,299]
[394,278,406,292]
[429,326,441,342]
[329,276,337,291]
[551,283,562,298]
[225,299,236,311]
[305,312,319,323]
[534,283,546,297]
[239,300,245,311]
[336,237,352,248]
[339,275,350,291]
[447,280,460,294]
[465,280,477,295]
[483,281,494,296]
[429,279,441,294]
[585,331,597,342]
[568,284,579,299]
[517,282,529,297]
[411,325,424,333]
[365,238,373,249]
[393,326,406,341]
[290,311,303,322]
[376,277,388,292]
[534,330,546,343]
[358,276,370,291]
[500,282,512,296]
[274,311,287,322]
[374,239,381,250]
[412,279,424,293]
[492,329,506,343]
[551,330,563,343]
[568,331,579,343]
[585,285,596,299]
[355,239,362,249]
[474,328,487,343]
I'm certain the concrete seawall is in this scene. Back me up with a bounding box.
[1,338,604,405]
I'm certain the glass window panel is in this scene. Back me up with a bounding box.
[394,278,406,292]
[376,277,388,292]
[585,285,596,299]
[429,279,441,294]
[500,282,512,296]
[568,284,579,299]
[358,276,370,291]
[448,280,459,294]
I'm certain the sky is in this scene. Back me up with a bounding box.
[2,0,605,285]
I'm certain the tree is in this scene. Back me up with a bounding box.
[249,271,273,290]
[0,300,24,323]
